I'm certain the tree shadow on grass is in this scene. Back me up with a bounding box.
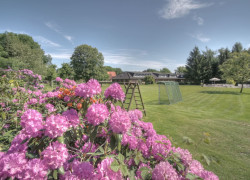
[199,91,250,95]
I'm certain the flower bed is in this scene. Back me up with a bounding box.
[0,69,218,179]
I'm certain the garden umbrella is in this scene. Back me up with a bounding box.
[209,77,220,84]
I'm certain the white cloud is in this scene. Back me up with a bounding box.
[34,36,61,47]
[45,22,73,44]
[159,0,212,19]
[50,53,71,59]
[247,44,250,49]
[193,15,204,25]
[102,49,182,72]
[191,33,210,42]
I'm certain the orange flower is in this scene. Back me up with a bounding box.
[77,103,82,110]
[58,94,63,99]
[67,102,73,107]
[80,99,84,103]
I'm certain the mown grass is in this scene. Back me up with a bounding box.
[42,84,250,179]
[136,85,250,180]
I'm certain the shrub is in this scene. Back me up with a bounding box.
[144,75,155,85]
[0,70,218,179]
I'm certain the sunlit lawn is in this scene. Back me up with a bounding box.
[135,85,250,180]
[44,83,250,179]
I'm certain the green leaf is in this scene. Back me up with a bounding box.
[118,153,125,164]
[53,170,58,179]
[201,154,211,165]
[58,166,65,175]
[182,136,194,145]
[57,136,65,144]
[26,152,38,159]
[110,159,120,172]
[186,173,203,180]
[141,169,152,180]
[1,112,6,120]
[110,134,116,151]
[120,164,129,176]
[90,126,98,142]
[21,138,29,144]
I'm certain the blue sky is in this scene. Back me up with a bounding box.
[1,0,250,72]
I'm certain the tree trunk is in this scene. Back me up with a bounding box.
[240,83,244,93]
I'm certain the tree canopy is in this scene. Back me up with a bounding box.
[70,44,105,81]
[160,67,171,73]
[58,63,75,80]
[0,32,49,75]
[220,52,250,93]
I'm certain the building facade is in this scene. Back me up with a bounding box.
[112,72,185,83]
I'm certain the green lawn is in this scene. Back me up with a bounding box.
[136,85,250,180]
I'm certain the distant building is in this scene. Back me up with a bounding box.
[107,71,116,80]
[112,72,185,83]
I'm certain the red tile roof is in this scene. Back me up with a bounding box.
[107,71,116,79]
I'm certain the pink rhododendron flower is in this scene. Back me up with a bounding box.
[21,159,48,179]
[152,161,179,180]
[86,104,109,126]
[94,158,123,180]
[0,152,27,178]
[27,98,38,105]
[62,109,80,127]
[41,141,68,169]
[75,79,101,98]
[45,114,69,138]
[104,83,125,101]
[63,96,70,102]
[56,77,63,83]
[72,161,94,179]
[109,110,131,134]
[146,134,172,161]
[172,147,192,166]
[21,109,44,137]
[45,103,56,113]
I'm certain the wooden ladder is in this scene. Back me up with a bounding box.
[122,82,146,116]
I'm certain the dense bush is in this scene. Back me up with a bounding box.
[144,75,155,85]
[0,69,218,179]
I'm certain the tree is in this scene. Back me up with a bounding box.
[220,52,250,93]
[0,32,50,76]
[175,66,186,74]
[58,63,75,79]
[232,42,243,53]
[160,67,171,73]
[143,75,155,84]
[45,65,57,86]
[186,47,213,84]
[143,68,158,72]
[70,44,105,81]
[104,66,122,75]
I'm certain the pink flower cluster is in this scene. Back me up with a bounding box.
[75,79,101,98]
[41,141,68,169]
[152,161,179,180]
[56,77,63,83]
[45,114,69,138]
[94,158,123,180]
[20,109,44,137]
[45,103,56,113]
[86,104,109,126]
[104,83,125,101]
[62,109,79,128]
[109,109,131,134]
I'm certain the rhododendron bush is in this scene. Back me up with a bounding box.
[0,69,218,180]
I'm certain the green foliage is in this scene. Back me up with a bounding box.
[45,64,57,84]
[160,67,171,73]
[143,68,158,72]
[175,66,186,74]
[104,66,123,75]
[0,32,50,76]
[232,42,243,53]
[220,52,250,93]
[58,63,75,79]
[70,44,105,81]
[143,75,155,85]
